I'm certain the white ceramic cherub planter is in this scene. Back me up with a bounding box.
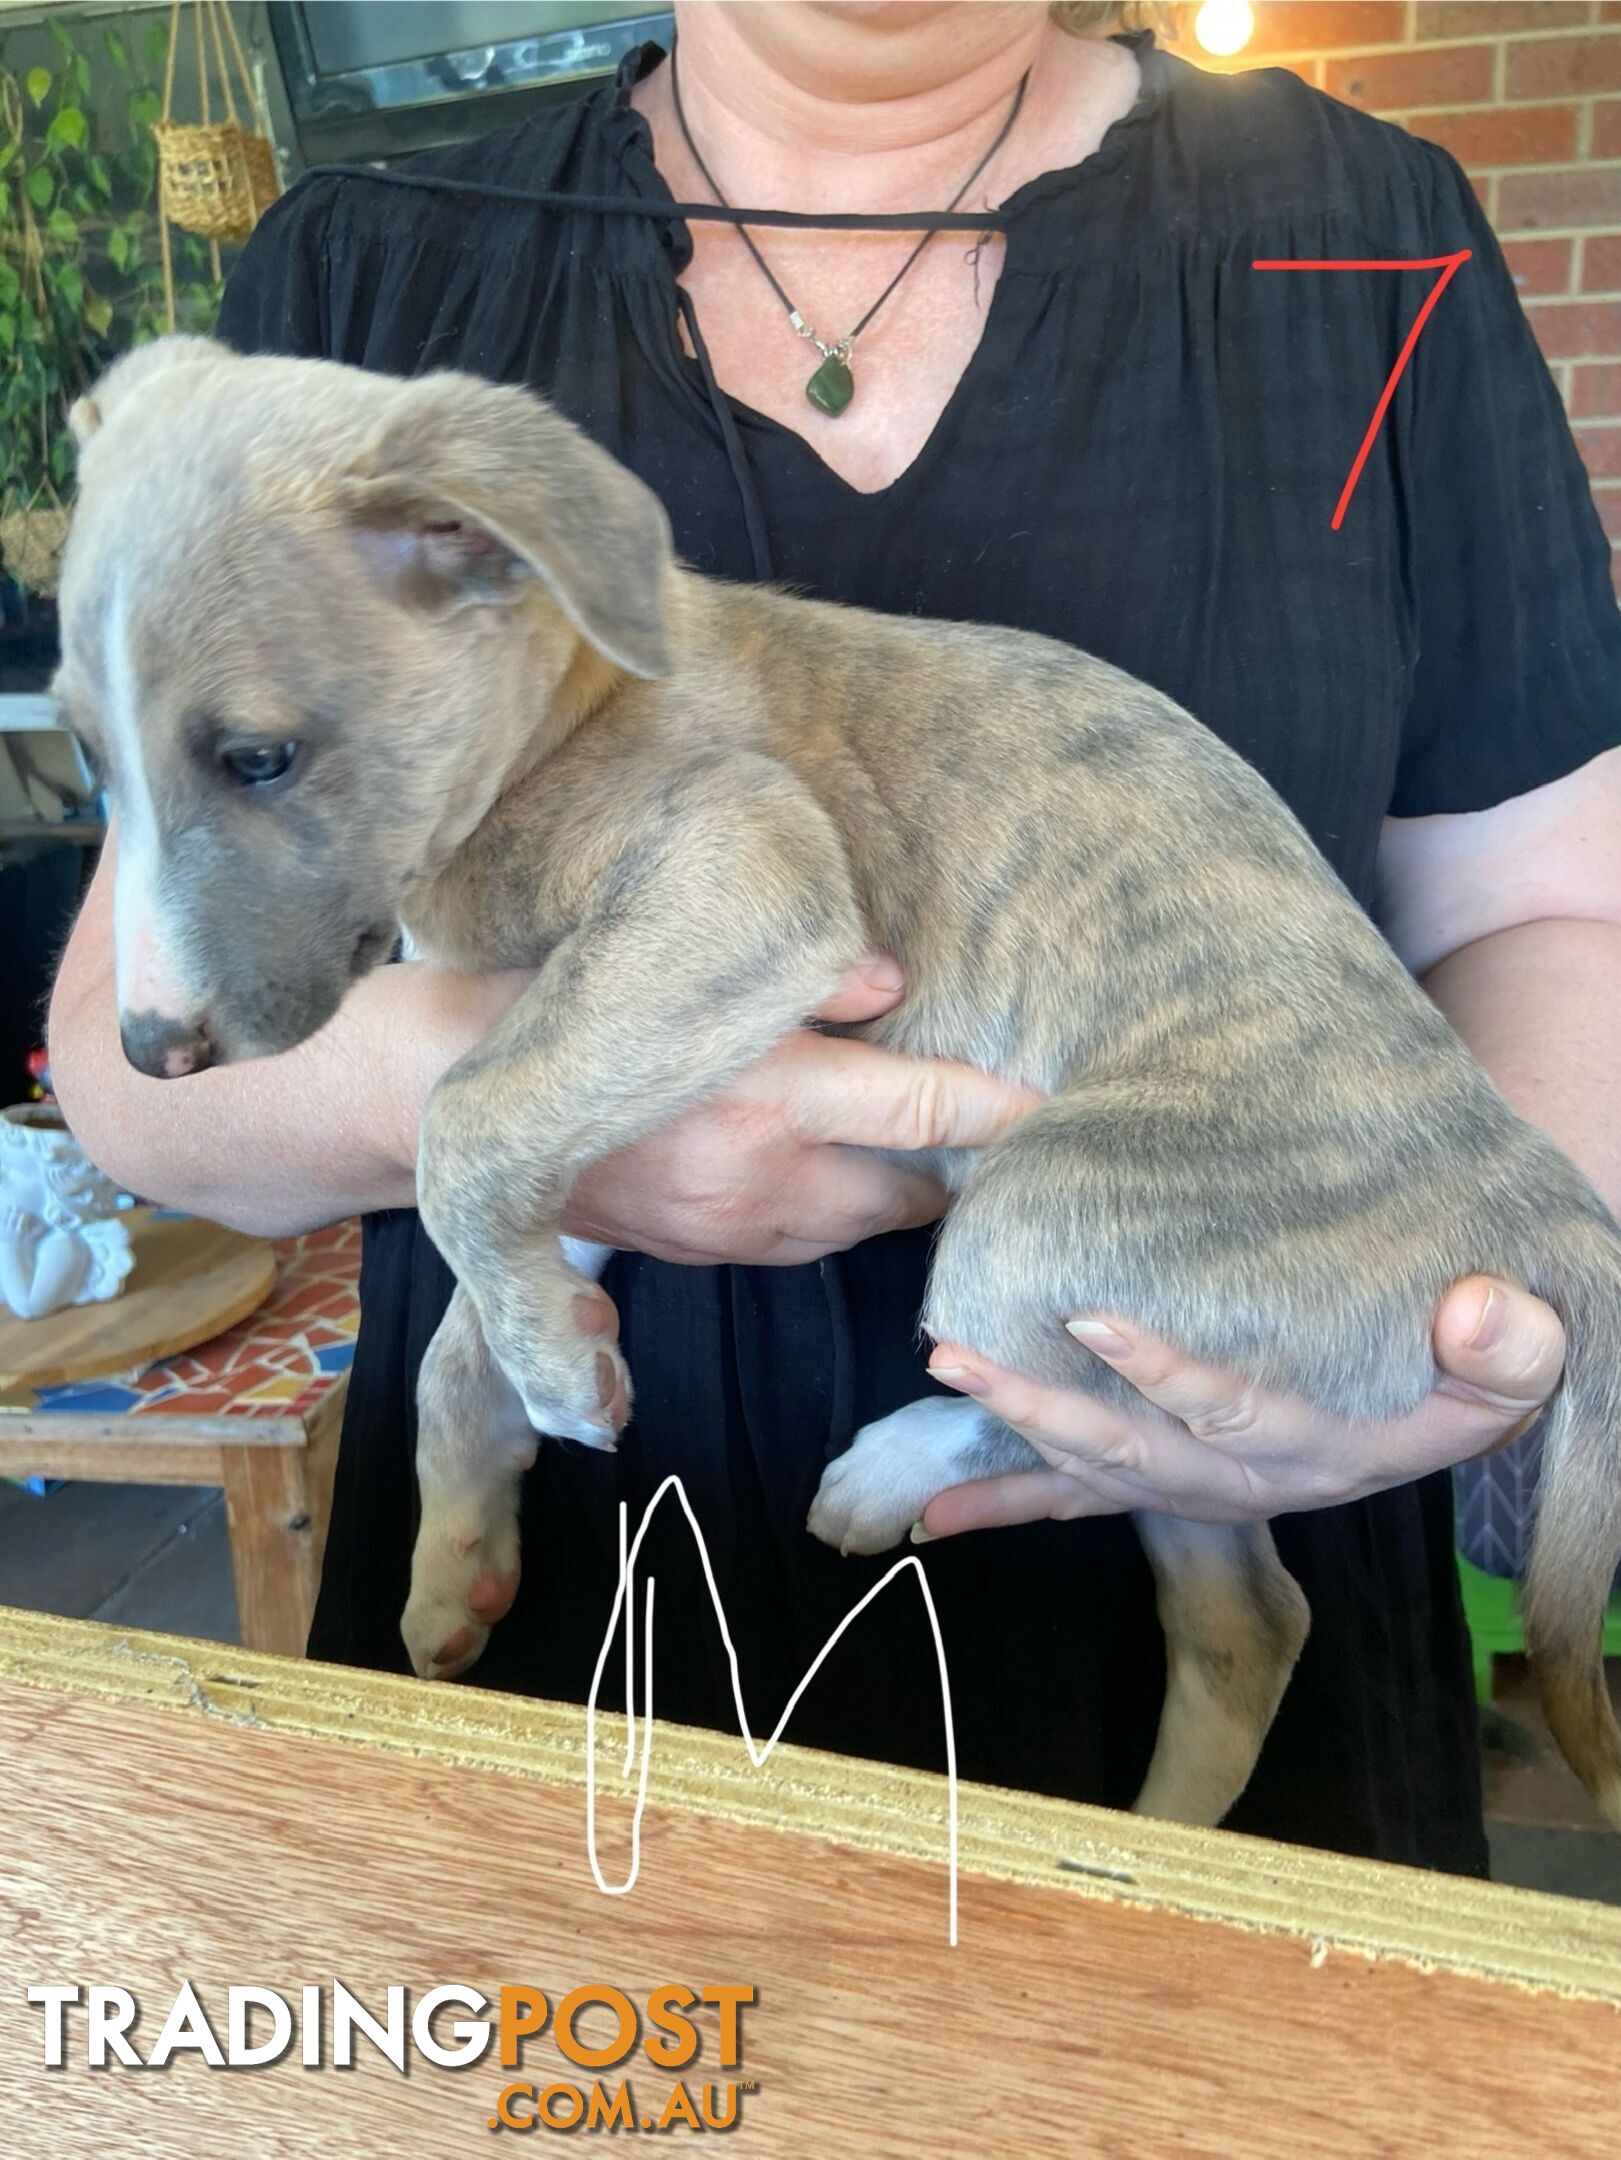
[0,1104,134,1321]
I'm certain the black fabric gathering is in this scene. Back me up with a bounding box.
[215,31,1621,1875]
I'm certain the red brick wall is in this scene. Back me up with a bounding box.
[1194,0,1621,585]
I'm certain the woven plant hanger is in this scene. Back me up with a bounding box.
[0,397,71,593]
[153,0,279,317]
[0,77,71,594]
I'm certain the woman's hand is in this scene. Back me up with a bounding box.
[564,958,1042,1266]
[921,1277,1567,1534]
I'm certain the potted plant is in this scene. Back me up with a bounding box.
[0,14,226,599]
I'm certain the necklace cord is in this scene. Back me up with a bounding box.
[668,41,1030,353]
[297,67,1035,591]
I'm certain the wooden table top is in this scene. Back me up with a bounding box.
[2,1606,1619,2159]
[0,1210,277,1391]
[0,1217,359,1439]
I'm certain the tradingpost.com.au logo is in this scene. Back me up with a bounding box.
[25,1979,758,2135]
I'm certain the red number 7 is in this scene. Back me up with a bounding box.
[1251,250,1472,530]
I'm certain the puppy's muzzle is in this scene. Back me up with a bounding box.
[120,1010,217,1080]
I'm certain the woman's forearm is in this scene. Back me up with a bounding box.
[49,843,1026,1258]
[59,868,1609,1257]
[53,959,420,1236]
[1421,916,1621,1216]
[47,843,521,1238]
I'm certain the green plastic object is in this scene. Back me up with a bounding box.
[1457,1551,1621,1704]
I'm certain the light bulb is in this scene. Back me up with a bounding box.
[1195,0,1257,58]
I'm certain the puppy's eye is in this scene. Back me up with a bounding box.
[219,741,299,789]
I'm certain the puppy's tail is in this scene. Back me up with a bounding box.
[1523,1224,1621,1831]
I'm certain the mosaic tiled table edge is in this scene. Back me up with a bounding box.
[1,1216,360,1426]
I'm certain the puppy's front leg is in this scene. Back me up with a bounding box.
[416,763,865,1450]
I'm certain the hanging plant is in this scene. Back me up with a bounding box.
[0,13,232,595]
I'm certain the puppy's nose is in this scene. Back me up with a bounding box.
[119,1011,217,1080]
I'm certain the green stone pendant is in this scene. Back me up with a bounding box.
[805,352,854,417]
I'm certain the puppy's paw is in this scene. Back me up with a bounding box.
[402,1511,522,1681]
[512,1335,632,1450]
[461,1253,631,1448]
[807,1456,921,1557]
[808,1396,986,1557]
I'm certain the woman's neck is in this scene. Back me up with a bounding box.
[661,3,1112,211]
[634,6,1142,495]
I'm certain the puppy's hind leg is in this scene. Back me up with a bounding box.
[403,1285,539,1681]
[1130,1514,1310,1825]
[807,1396,1043,1556]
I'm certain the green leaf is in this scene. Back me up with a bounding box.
[25,166,53,209]
[128,87,160,131]
[87,154,112,198]
[47,20,73,60]
[84,293,112,337]
[107,227,129,272]
[103,30,128,72]
[25,67,51,107]
[0,142,16,179]
[0,314,14,354]
[145,21,170,68]
[54,262,83,312]
[0,263,18,307]
[46,206,77,248]
[46,106,87,153]
[70,55,91,99]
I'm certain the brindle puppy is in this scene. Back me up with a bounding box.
[53,338,1621,1829]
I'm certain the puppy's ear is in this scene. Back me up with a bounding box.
[74,335,231,445]
[339,374,672,680]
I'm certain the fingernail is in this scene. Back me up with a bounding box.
[909,1522,937,1545]
[865,954,904,994]
[929,1359,989,1397]
[1066,1318,1130,1358]
[1466,1287,1508,1353]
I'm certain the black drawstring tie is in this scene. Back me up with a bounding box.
[301,165,1012,235]
[672,284,773,581]
[301,163,1014,586]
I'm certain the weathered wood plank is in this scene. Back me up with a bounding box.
[1,1609,1617,2158]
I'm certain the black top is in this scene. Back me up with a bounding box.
[218,33,1621,1873]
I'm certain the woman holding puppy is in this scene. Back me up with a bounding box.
[50,2,1621,1871]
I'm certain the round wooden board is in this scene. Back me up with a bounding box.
[0,1209,277,1389]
